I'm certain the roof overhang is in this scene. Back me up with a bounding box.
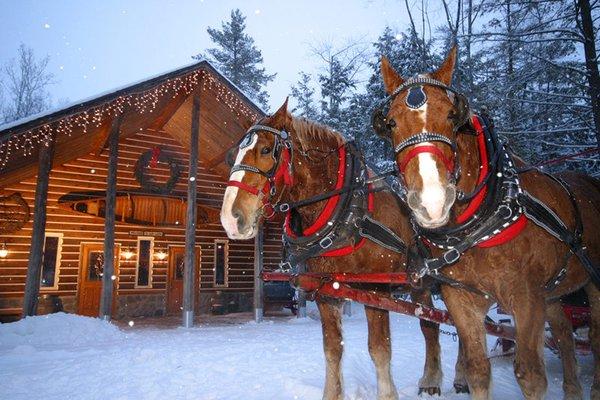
[0,60,265,188]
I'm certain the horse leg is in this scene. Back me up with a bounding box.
[585,282,600,400]
[512,295,548,399]
[442,286,492,400]
[365,306,399,400]
[453,338,470,393]
[546,300,583,400]
[411,289,443,395]
[317,299,344,400]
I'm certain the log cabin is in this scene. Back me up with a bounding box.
[0,61,283,323]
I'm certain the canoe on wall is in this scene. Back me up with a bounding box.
[57,190,221,228]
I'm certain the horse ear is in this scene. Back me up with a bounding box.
[381,56,404,95]
[433,46,457,85]
[271,97,292,128]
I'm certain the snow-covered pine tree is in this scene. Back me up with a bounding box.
[195,9,275,111]
[307,40,368,133]
[345,26,438,171]
[473,0,598,175]
[290,72,318,118]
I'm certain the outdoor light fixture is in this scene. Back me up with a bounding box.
[155,249,167,261]
[0,243,7,258]
[122,248,134,260]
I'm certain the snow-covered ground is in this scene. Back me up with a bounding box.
[0,306,595,400]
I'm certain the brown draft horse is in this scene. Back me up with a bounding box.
[220,100,460,399]
[374,46,600,399]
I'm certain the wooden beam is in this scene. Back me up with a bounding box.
[183,95,200,328]
[253,225,264,323]
[205,146,235,170]
[147,90,190,131]
[99,117,120,320]
[92,116,115,156]
[22,134,56,317]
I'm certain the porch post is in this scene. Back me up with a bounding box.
[99,118,120,320]
[253,225,264,322]
[22,134,56,317]
[296,262,307,318]
[183,95,200,328]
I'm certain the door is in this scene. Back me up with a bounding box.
[78,243,119,317]
[166,246,200,315]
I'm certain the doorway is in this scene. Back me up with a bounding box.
[166,246,200,315]
[77,243,119,317]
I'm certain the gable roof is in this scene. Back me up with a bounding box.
[0,60,265,187]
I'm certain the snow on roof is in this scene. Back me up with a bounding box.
[0,59,265,135]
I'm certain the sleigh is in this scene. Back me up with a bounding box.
[261,271,592,355]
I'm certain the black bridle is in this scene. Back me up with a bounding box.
[372,76,471,187]
[226,124,293,218]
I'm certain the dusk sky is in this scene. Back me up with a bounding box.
[0,1,448,111]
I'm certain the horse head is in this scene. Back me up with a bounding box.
[220,98,293,239]
[373,46,470,229]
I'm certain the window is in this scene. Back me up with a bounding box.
[136,237,153,287]
[40,233,62,290]
[214,240,229,287]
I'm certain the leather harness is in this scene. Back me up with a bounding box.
[371,78,599,291]
[226,125,407,273]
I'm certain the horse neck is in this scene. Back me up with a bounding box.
[453,131,483,214]
[282,124,344,227]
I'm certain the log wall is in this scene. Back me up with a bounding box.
[0,129,283,306]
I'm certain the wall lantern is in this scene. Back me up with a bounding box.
[155,249,167,261]
[0,243,7,258]
[122,248,134,260]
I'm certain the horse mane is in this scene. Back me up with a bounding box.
[290,116,346,152]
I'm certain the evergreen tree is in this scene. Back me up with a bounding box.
[196,9,275,110]
[345,26,438,170]
[290,72,318,118]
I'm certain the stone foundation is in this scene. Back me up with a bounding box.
[1,291,253,321]
[198,291,253,315]
[116,294,166,319]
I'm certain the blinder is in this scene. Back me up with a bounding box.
[225,123,294,219]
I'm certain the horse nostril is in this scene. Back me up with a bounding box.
[232,209,246,232]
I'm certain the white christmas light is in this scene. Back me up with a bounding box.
[0,69,259,169]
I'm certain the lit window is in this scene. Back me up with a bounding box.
[214,240,228,287]
[136,237,153,287]
[41,233,62,290]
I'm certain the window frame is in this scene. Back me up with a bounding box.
[213,239,229,288]
[40,232,63,291]
[135,236,154,288]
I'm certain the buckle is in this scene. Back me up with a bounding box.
[319,236,333,249]
[278,203,290,212]
[277,261,292,272]
[443,248,461,264]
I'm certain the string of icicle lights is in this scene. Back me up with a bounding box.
[0,69,259,169]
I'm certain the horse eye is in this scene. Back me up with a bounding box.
[387,119,397,128]
[261,147,272,155]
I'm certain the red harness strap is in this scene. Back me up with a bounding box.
[454,115,527,247]
[400,145,454,174]
[284,147,375,258]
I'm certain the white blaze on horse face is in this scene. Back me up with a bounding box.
[413,102,447,224]
[220,134,258,239]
